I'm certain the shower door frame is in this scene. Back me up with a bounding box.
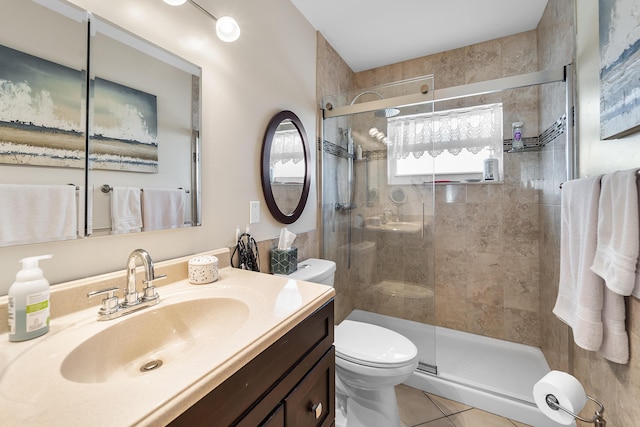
[318,64,575,374]
[320,64,575,256]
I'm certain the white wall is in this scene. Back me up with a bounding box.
[576,0,640,177]
[0,0,317,294]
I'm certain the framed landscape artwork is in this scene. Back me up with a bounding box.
[0,44,84,168]
[0,44,158,172]
[90,78,158,173]
[599,0,640,140]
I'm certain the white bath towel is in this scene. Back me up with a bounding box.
[598,286,629,363]
[0,184,77,246]
[110,187,142,234]
[553,176,605,352]
[590,169,640,296]
[141,188,186,231]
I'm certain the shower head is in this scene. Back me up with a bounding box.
[349,90,400,118]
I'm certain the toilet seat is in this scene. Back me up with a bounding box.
[335,320,418,368]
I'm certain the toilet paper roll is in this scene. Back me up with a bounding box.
[533,370,587,425]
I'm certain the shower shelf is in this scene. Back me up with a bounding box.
[504,114,567,153]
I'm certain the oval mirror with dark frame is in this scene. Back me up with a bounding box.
[260,111,310,224]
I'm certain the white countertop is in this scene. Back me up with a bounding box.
[0,259,334,426]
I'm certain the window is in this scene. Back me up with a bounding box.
[269,127,305,183]
[385,103,503,184]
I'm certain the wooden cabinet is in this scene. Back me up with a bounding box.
[260,404,284,427]
[168,299,335,427]
[282,347,334,427]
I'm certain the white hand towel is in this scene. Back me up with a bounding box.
[590,169,640,295]
[553,176,605,352]
[0,184,77,247]
[110,187,142,234]
[141,188,186,231]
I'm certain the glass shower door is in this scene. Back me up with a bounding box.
[321,76,437,372]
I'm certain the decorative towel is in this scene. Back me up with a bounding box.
[553,176,605,352]
[590,168,640,296]
[0,184,77,247]
[141,188,186,231]
[110,187,142,234]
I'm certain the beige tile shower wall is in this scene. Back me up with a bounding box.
[349,30,542,346]
[433,153,541,346]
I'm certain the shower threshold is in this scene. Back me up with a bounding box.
[345,310,573,427]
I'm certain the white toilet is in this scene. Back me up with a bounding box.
[279,258,418,427]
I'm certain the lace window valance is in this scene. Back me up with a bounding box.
[270,129,305,166]
[386,103,503,159]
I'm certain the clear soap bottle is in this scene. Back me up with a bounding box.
[8,255,53,342]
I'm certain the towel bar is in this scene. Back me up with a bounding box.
[559,170,640,189]
[100,184,190,194]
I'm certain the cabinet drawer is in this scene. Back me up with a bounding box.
[285,347,335,427]
[260,404,285,427]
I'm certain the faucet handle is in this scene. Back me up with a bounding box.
[143,273,167,286]
[88,287,120,316]
[142,274,166,302]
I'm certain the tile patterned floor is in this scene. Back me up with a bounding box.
[396,384,532,427]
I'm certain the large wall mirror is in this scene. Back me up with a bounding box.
[260,111,310,224]
[0,0,201,247]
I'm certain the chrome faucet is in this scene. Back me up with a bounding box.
[383,207,397,223]
[88,249,166,321]
[124,249,163,306]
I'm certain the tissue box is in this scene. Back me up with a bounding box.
[271,248,298,274]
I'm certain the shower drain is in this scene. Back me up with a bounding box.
[140,359,163,372]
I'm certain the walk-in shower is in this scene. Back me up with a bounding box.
[320,66,574,426]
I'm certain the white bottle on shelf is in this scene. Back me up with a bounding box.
[483,149,499,181]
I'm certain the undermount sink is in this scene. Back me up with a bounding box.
[61,297,250,384]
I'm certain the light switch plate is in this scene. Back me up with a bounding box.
[249,201,260,224]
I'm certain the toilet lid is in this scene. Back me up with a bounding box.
[335,320,417,368]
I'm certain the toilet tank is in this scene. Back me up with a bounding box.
[276,258,336,287]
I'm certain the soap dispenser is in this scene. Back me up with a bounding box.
[8,255,53,342]
[483,148,499,181]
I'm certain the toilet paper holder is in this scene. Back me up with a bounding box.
[545,393,606,426]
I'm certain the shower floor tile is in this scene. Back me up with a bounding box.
[396,384,532,427]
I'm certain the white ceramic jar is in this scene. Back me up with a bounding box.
[188,255,219,284]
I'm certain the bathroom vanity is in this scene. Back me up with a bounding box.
[0,249,335,426]
[169,300,334,426]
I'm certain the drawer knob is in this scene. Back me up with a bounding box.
[311,402,323,419]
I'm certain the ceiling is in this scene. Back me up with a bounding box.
[290,0,549,72]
